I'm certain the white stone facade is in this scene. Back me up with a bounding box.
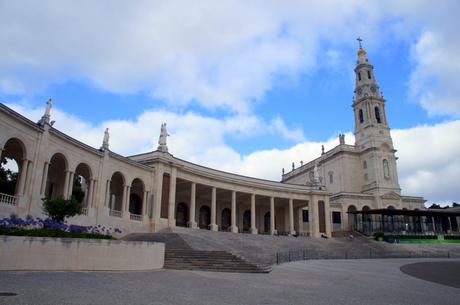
[0,46,424,238]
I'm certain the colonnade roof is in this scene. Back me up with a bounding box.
[131,150,328,195]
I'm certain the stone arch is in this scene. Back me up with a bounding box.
[0,137,27,197]
[243,210,251,232]
[129,178,145,216]
[347,205,357,231]
[264,211,270,233]
[387,205,395,210]
[46,153,69,199]
[109,172,125,212]
[176,202,189,227]
[73,163,92,206]
[221,208,231,231]
[375,106,381,123]
[198,205,210,229]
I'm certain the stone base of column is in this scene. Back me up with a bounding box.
[289,230,296,236]
[210,223,218,231]
[250,228,258,234]
[188,221,198,229]
[230,226,239,233]
[270,229,278,236]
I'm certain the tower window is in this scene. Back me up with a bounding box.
[358,72,362,81]
[328,171,334,184]
[375,107,381,123]
[359,109,364,123]
[363,161,367,169]
[367,70,371,79]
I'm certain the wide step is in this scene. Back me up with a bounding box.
[164,250,271,273]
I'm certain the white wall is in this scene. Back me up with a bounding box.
[0,236,164,271]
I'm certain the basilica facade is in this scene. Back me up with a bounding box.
[0,45,425,237]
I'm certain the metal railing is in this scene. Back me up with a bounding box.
[130,213,143,221]
[275,248,459,265]
[0,193,18,206]
[109,209,122,218]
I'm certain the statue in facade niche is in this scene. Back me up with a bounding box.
[313,163,321,187]
[158,123,169,152]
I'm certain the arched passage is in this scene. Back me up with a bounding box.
[0,138,26,199]
[176,202,188,227]
[129,178,144,216]
[73,163,92,207]
[198,205,210,229]
[221,208,231,231]
[46,153,68,199]
[109,172,125,213]
[347,205,357,231]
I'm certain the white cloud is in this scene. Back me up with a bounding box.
[0,0,390,113]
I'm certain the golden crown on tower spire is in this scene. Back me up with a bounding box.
[357,37,366,56]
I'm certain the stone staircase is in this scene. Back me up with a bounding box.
[164,249,271,273]
[122,231,272,273]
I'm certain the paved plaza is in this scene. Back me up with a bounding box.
[0,259,459,305]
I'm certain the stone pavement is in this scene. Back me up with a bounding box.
[0,259,459,305]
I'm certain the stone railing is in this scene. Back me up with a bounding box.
[0,193,18,206]
[109,209,123,218]
[81,208,88,216]
[130,213,143,221]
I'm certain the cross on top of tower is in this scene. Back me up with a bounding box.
[357,37,363,49]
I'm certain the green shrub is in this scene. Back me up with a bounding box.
[0,226,114,239]
[42,197,82,222]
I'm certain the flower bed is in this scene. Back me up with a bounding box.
[0,215,121,239]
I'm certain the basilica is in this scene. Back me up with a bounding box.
[0,44,425,238]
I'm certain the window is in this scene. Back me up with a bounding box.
[302,210,309,223]
[363,160,367,169]
[359,109,364,123]
[328,171,334,184]
[375,107,381,123]
[332,212,341,224]
[367,70,371,79]
[358,72,361,81]
[383,159,390,179]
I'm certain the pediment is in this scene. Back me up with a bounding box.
[381,191,401,200]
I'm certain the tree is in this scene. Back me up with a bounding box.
[71,177,85,204]
[428,203,442,209]
[452,202,460,207]
[0,156,18,195]
[42,197,82,223]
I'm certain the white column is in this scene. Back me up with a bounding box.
[309,195,319,238]
[121,185,127,216]
[16,159,29,196]
[289,198,295,235]
[22,160,34,196]
[125,185,131,212]
[87,179,95,208]
[142,190,148,216]
[67,172,75,199]
[230,191,238,233]
[168,167,177,227]
[63,170,70,199]
[250,193,257,234]
[188,182,197,228]
[270,197,276,235]
[40,162,50,196]
[210,187,218,231]
[105,180,111,207]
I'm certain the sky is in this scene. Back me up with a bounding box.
[1,0,459,206]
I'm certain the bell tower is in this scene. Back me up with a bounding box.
[352,38,401,198]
